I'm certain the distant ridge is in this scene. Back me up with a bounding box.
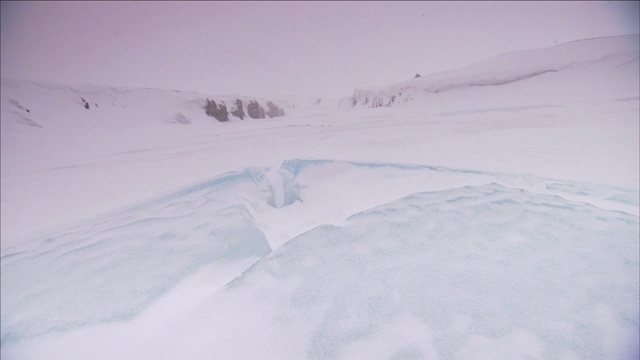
[340,34,639,109]
[1,77,337,130]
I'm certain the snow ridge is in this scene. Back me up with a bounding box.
[341,34,640,109]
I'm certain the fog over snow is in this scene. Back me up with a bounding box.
[1,2,639,360]
[1,1,639,98]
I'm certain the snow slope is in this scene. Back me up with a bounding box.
[1,35,639,359]
[342,34,639,109]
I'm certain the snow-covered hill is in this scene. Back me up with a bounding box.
[1,78,336,129]
[341,34,639,109]
[0,79,336,241]
[1,35,638,359]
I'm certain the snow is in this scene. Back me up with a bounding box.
[1,35,639,359]
[344,34,639,109]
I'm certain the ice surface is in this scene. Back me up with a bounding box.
[202,183,638,360]
[0,167,274,344]
[2,161,638,359]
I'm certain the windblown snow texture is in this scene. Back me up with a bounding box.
[1,167,273,343]
[2,160,638,360]
[219,183,639,360]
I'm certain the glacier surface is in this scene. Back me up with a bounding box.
[2,160,638,359]
[1,34,638,359]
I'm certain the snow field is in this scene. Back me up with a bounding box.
[1,35,638,359]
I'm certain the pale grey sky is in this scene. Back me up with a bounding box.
[1,1,638,99]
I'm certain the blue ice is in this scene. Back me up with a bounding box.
[1,160,638,360]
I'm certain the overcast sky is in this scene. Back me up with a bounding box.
[1,1,638,99]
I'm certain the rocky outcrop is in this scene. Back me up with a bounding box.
[204,98,285,122]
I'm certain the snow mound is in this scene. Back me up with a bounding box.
[342,34,639,109]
